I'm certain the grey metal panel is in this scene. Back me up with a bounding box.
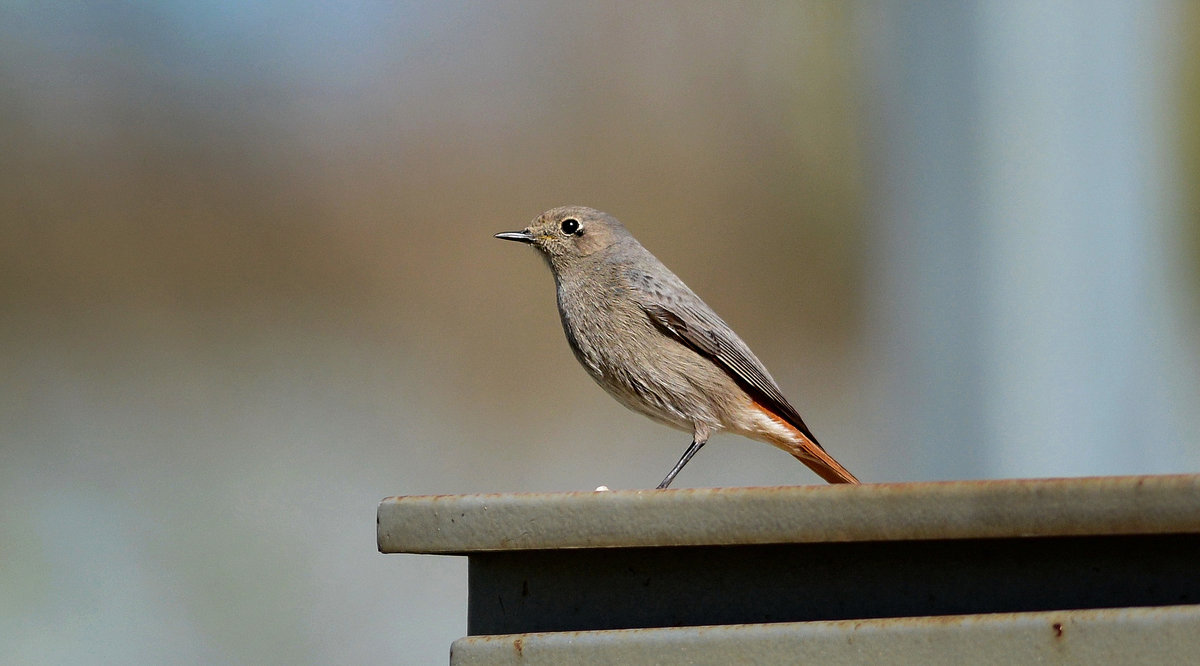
[466,534,1200,635]
[449,605,1200,666]
[378,474,1200,554]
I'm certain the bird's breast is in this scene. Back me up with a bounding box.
[553,274,738,433]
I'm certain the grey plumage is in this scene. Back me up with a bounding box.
[496,205,858,488]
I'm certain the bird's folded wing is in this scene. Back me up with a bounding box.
[640,301,824,449]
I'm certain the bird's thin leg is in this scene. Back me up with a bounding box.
[657,437,707,489]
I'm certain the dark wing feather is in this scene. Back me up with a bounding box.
[640,301,824,450]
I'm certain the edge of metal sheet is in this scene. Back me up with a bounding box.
[448,604,1200,666]
[378,474,1200,554]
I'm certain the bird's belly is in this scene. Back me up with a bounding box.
[577,327,742,434]
[599,371,697,432]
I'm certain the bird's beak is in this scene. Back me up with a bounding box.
[494,230,535,244]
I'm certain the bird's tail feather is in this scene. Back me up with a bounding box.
[750,401,860,484]
[788,435,860,484]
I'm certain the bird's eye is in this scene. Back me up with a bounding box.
[560,218,580,235]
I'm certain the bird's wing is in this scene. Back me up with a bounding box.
[639,298,824,450]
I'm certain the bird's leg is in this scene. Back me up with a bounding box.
[657,437,707,489]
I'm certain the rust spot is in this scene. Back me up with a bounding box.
[513,637,524,656]
[1052,622,1064,638]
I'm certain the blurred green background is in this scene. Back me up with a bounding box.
[3,2,1198,663]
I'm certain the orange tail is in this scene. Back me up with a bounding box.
[750,401,860,484]
[789,432,860,484]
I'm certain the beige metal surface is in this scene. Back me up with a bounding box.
[378,474,1200,554]
[449,605,1200,666]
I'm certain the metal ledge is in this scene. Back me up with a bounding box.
[449,605,1200,666]
[378,474,1200,554]
[380,474,1200,659]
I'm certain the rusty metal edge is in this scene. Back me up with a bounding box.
[378,473,1200,554]
[448,605,1200,666]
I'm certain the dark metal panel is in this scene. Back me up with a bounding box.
[467,534,1200,635]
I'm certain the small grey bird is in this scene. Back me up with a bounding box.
[496,205,859,488]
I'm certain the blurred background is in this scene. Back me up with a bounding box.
[3,2,1199,663]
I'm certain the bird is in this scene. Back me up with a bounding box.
[495,205,859,489]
